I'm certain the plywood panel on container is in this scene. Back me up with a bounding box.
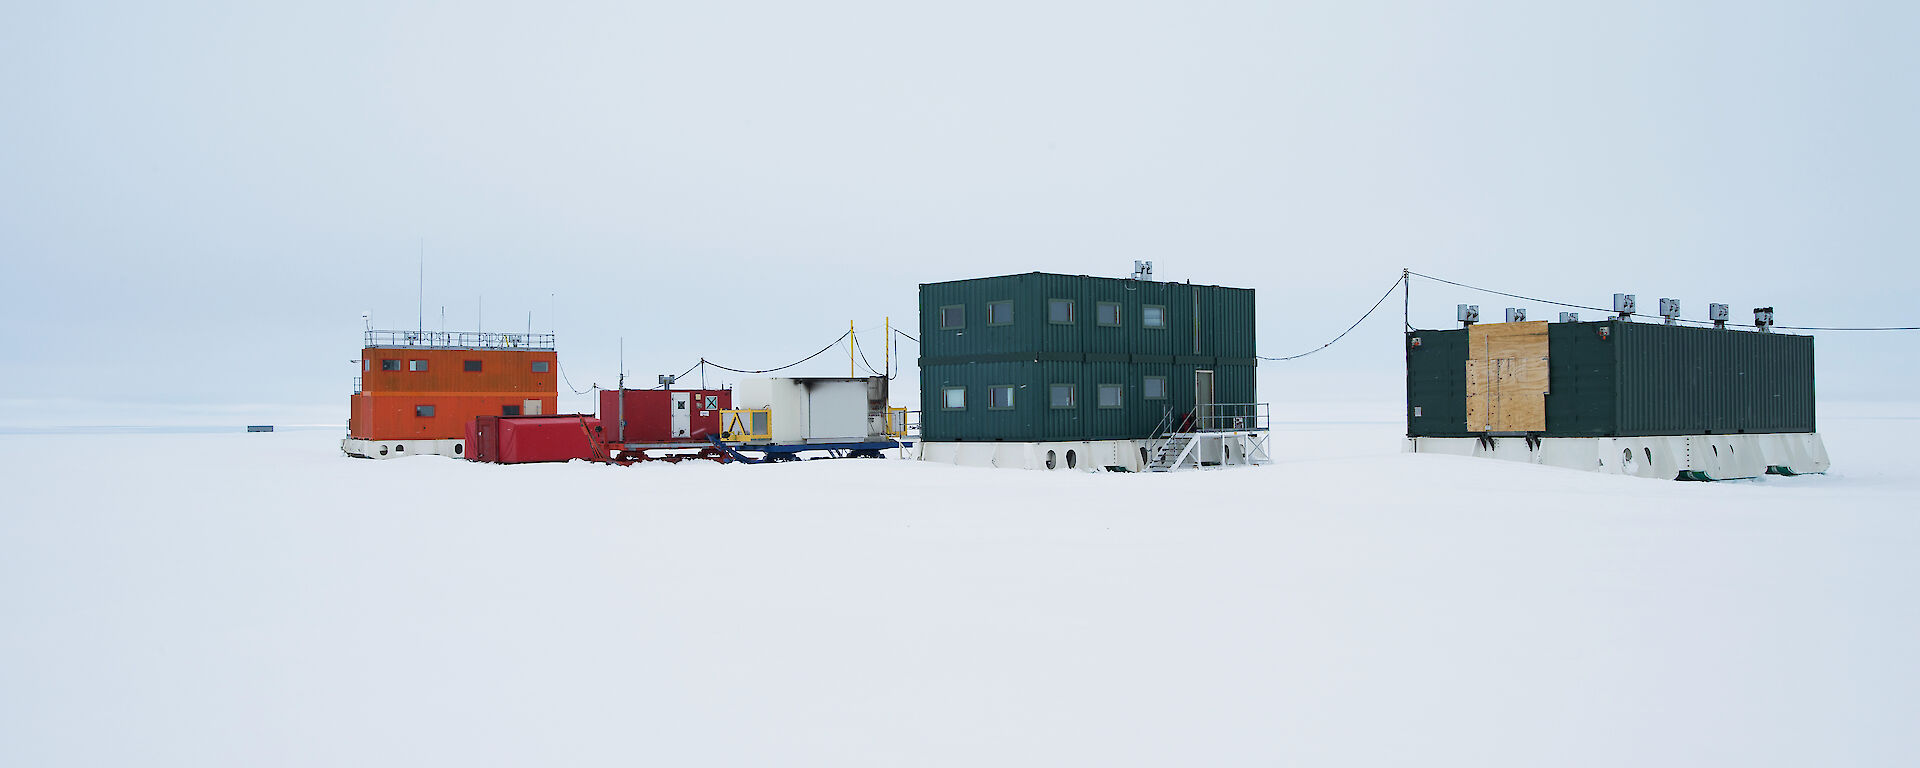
[1465,359,1488,430]
[1465,359,1547,432]
[1464,322,1550,432]
[1468,321,1550,363]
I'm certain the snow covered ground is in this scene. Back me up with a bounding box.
[3,403,1917,766]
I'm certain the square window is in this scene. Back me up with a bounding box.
[1098,384,1124,408]
[381,359,401,371]
[502,405,521,416]
[1144,376,1168,399]
[1050,384,1075,408]
[939,305,965,330]
[408,359,428,372]
[942,387,966,410]
[988,385,1015,409]
[1048,299,1074,324]
[1143,305,1166,328]
[464,360,482,372]
[414,405,435,418]
[532,361,550,373]
[1097,302,1122,326]
[987,300,1013,326]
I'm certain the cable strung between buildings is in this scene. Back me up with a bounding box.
[700,331,853,374]
[1258,274,1407,361]
[851,330,889,379]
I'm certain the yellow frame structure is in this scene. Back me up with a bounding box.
[884,407,911,438]
[719,409,773,442]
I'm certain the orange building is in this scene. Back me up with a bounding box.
[343,330,558,459]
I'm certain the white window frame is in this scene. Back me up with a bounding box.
[1144,375,1168,400]
[1049,383,1075,408]
[987,301,1014,326]
[1048,299,1074,325]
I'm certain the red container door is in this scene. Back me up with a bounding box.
[467,415,501,462]
[689,390,731,440]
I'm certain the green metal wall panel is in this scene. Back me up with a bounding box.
[919,272,1256,442]
[919,274,1031,361]
[1405,321,1814,438]
[1405,329,1469,436]
[1543,323,1618,436]
[922,360,1256,442]
[919,273,1255,365]
[1611,322,1814,436]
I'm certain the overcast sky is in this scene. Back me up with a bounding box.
[3,1,1915,422]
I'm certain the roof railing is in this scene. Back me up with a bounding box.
[1192,403,1269,432]
[363,329,555,350]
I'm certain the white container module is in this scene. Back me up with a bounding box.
[732,376,889,444]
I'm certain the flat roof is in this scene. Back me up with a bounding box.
[917,271,1250,291]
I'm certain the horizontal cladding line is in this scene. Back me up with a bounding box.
[920,355,1256,366]
[354,391,557,398]
[361,348,555,354]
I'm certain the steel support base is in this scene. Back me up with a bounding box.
[1404,432,1830,480]
[917,440,1151,472]
[1144,430,1273,472]
[341,437,466,459]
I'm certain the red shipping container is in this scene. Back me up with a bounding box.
[466,415,605,464]
[597,389,731,443]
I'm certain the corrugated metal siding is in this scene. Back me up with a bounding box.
[349,393,557,440]
[1406,321,1814,437]
[1542,323,1617,436]
[359,348,557,394]
[918,274,1032,361]
[919,272,1256,442]
[1612,322,1814,435]
[918,273,1255,364]
[922,361,1255,442]
[1405,329,1469,436]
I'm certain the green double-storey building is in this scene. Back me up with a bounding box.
[917,272,1257,442]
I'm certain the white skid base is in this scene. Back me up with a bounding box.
[1145,430,1273,472]
[1405,433,1829,480]
[341,437,467,460]
[918,440,1148,472]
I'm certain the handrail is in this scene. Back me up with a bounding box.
[1144,406,1183,466]
[1193,403,1270,432]
[363,329,555,350]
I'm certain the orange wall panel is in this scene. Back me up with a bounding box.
[359,348,558,395]
[350,393,560,441]
[349,347,560,441]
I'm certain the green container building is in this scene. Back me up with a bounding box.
[1406,320,1815,438]
[919,272,1257,442]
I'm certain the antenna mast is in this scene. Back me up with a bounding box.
[618,338,625,438]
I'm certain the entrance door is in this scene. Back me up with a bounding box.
[671,392,691,437]
[523,399,542,416]
[1194,370,1214,428]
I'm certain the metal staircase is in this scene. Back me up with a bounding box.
[1143,403,1273,472]
[1146,433,1197,471]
